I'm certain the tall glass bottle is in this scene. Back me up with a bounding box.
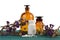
[20,5,34,33]
[36,16,44,35]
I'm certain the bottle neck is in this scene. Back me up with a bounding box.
[25,9,30,13]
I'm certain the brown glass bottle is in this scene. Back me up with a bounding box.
[20,5,34,32]
[21,5,34,20]
[36,16,44,35]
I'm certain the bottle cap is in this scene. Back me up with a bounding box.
[24,5,30,8]
[36,16,43,21]
[36,16,43,19]
[24,5,30,10]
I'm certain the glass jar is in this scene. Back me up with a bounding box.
[36,16,44,35]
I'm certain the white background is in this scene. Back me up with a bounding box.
[0,0,60,29]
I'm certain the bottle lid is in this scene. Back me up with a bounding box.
[24,5,30,7]
[36,16,43,19]
[36,16,43,21]
[24,5,30,10]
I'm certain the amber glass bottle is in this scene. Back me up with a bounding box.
[20,5,34,32]
[36,16,44,35]
[21,5,34,20]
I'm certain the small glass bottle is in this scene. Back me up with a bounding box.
[36,16,44,35]
[20,5,34,33]
[28,20,36,35]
